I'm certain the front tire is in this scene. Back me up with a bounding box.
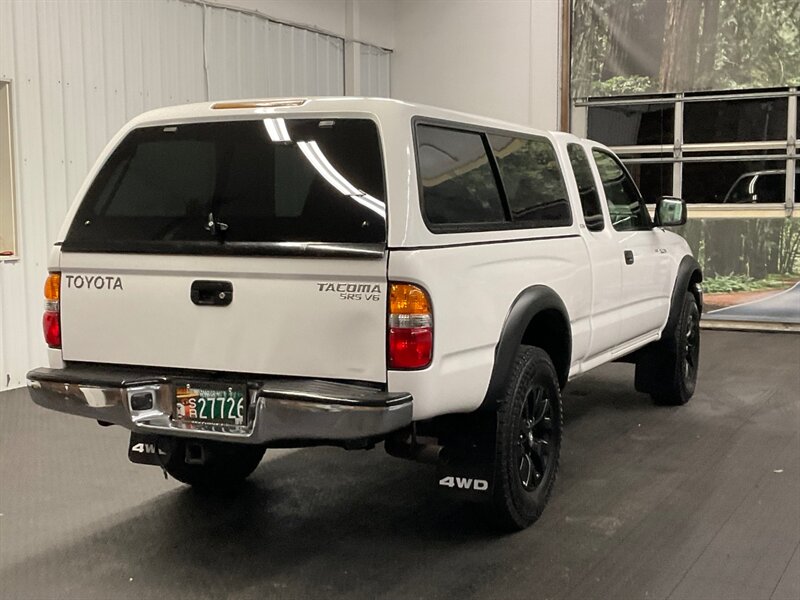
[491,346,563,531]
[635,291,700,406]
[163,439,266,488]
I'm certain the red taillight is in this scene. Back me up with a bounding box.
[43,311,61,348]
[388,283,433,369]
[43,272,61,348]
[389,326,433,369]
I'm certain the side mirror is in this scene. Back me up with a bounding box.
[654,196,687,227]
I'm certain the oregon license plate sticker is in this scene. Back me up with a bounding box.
[174,383,247,426]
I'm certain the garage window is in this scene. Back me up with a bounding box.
[588,103,674,147]
[582,90,796,206]
[0,82,15,257]
[683,97,787,144]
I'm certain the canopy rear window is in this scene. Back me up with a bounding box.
[63,118,386,253]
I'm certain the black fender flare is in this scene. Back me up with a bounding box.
[481,285,571,410]
[662,255,703,343]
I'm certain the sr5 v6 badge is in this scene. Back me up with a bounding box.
[316,282,382,302]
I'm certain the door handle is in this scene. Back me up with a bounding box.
[624,250,635,265]
[191,280,233,306]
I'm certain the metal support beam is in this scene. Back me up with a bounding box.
[344,0,361,96]
[786,90,797,215]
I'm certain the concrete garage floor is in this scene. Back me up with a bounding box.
[0,331,798,600]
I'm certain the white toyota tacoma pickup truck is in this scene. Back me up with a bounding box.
[27,98,702,530]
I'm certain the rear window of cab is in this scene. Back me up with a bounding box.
[414,121,572,232]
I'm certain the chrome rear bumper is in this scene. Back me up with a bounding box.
[27,366,412,445]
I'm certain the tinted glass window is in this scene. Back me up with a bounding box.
[567,144,604,231]
[683,98,788,143]
[592,150,651,231]
[797,172,800,203]
[722,170,789,204]
[752,173,786,203]
[489,135,572,227]
[681,160,787,203]
[65,119,386,250]
[587,104,674,147]
[624,161,673,204]
[416,125,505,227]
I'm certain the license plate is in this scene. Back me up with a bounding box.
[174,383,247,426]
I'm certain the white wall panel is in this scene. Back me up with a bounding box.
[0,0,389,390]
[391,0,561,130]
[0,0,209,390]
[359,43,391,98]
[204,8,344,99]
[213,0,348,42]
[212,0,395,49]
[196,0,392,99]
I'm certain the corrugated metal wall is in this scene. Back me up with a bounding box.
[0,0,390,390]
[204,8,344,99]
[359,43,391,98]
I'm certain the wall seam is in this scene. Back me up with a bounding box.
[202,4,211,100]
[528,0,534,127]
[182,0,393,52]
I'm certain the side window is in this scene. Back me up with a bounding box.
[416,124,505,227]
[566,144,604,231]
[591,149,651,231]
[489,135,572,227]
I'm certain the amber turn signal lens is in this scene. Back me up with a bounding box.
[44,273,61,301]
[390,283,431,315]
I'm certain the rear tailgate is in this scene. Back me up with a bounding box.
[59,252,387,382]
[58,116,389,383]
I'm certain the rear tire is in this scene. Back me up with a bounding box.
[635,291,700,406]
[490,346,563,531]
[163,439,266,488]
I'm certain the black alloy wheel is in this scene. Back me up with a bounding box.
[683,304,700,385]
[516,385,555,491]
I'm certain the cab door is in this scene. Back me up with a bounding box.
[589,148,672,342]
[565,142,625,358]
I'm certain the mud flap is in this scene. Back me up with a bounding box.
[436,446,494,502]
[127,432,175,466]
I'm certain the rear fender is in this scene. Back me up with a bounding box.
[481,285,571,410]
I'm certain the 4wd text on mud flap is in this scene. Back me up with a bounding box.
[439,476,489,491]
[130,442,166,456]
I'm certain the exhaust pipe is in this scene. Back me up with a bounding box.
[385,432,443,464]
